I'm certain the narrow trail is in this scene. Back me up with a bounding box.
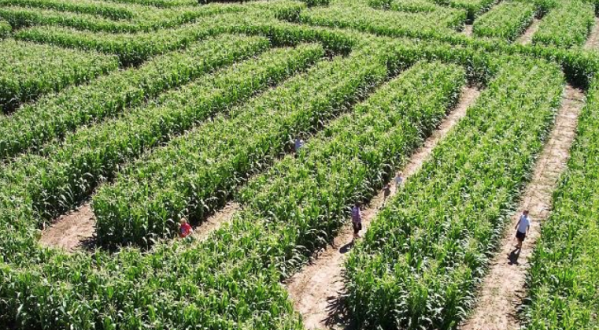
[286,86,482,330]
[40,200,241,251]
[40,203,95,251]
[192,202,240,241]
[459,85,585,330]
[584,17,599,49]
[517,18,540,45]
[463,24,473,37]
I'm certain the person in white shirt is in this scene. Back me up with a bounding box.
[514,210,530,249]
[394,172,404,188]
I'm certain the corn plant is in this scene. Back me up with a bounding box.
[0,0,135,20]
[103,0,197,7]
[12,11,247,64]
[442,0,495,21]
[0,39,118,112]
[0,34,270,160]
[0,3,245,33]
[296,0,467,39]
[473,2,536,42]
[522,78,599,330]
[0,18,9,36]
[344,58,564,329]
[532,0,595,49]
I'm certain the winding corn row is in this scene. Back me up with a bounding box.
[473,2,536,41]
[533,0,595,48]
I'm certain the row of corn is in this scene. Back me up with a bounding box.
[0,0,243,33]
[532,0,595,49]
[0,39,118,112]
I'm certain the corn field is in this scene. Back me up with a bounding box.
[0,0,598,329]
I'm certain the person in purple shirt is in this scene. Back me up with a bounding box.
[351,202,362,240]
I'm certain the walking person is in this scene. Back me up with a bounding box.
[514,210,530,249]
[394,172,404,188]
[294,137,304,156]
[381,183,391,208]
[351,203,362,240]
[179,218,193,238]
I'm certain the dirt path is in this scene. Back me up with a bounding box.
[40,203,95,251]
[463,24,473,37]
[285,86,482,330]
[584,17,599,49]
[517,18,541,45]
[40,200,240,251]
[192,202,240,241]
[459,85,585,330]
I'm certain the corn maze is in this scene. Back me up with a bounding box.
[0,0,598,328]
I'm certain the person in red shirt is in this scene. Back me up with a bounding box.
[179,218,193,238]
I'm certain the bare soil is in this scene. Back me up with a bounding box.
[40,203,95,251]
[192,202,240,241]
[517,18,541,45]
[463,24,473,37]
[459,85,585,330]
[585,17,599,50]
[286,86,482,330]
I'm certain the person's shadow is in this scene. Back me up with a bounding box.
[339,240,354,254]
[508,248,521,265]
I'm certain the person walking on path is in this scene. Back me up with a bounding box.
[395,172,404,188]
[381,183,392,208]
[179,218,193,238]
[514,210,530,249]
[294,138,304,156]
[351,203,362,240]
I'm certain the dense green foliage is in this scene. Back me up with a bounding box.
[345,58,564,329]
[93,47,380,247]
[533,0,595,48]
[0,39,118,112]
[0,35,270,160]
[522,80,599,330]
[1,0,599,328]
[0,18,9,36]
[473,1,536,41]
[0,0,136,20]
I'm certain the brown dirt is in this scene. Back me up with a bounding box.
[192,202,240,241]
[459,85,585,330]
[39,203,95,251]
[463,24,473,37]
[517,18,541,45]
[285,86,482,330]
[584,17,599,50]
